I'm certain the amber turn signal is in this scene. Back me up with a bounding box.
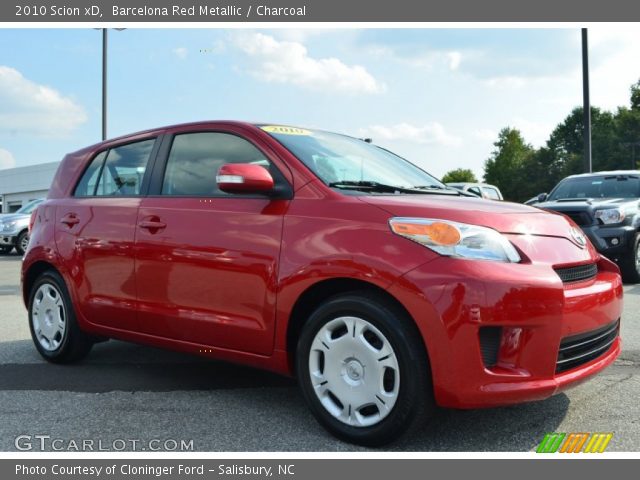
[390,221,461,246]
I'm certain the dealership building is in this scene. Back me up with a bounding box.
[0,162,60,213]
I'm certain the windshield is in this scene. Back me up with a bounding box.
[16,199,43,214]
[262,126,445,192]
[549,175,640,201]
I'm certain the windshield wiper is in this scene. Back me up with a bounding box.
[328,180,447,195]
[412,185,473,196]
[555,197,593,203]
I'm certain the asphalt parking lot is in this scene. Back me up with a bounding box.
[0,254,638,452]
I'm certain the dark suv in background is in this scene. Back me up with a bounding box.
[535,171,640,282]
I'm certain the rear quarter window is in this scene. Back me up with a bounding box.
[73,139,155,197]
[74,151,107,196]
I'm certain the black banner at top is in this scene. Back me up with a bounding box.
[3,0,640,22]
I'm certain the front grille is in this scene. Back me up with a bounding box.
[556,320,619,373]
[478,327,502,368]
[555,263,598,283]
[562,211,593,227]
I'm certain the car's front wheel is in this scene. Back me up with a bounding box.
[28,270,93,363]
[620,233,640,283]
[15,230,30,256]
[296,292,434,446]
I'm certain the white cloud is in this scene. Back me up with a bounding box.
[510,117,556,147]
[371,47,464,72]
[483,75,528,89]
[172,47,188,59]
[273,29,340,43]
[361,122,461,147]
[472,128,498,142]
[589,26,640,110]
[234,33,385,94]
[0,148,16,169]
[0,66,86,137]
[447,52,462,71]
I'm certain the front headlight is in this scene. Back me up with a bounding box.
[595,208,625,225]
[389,217,521,263]
[2,221,16,231]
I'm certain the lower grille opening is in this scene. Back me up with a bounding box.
[563,211,593,227]
[556,320,619,373]
[554,263,598,284]
[479,327,502,368]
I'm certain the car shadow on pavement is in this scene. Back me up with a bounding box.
[391,394,570,451]
[0,338,568,452]
[0,339,296,392]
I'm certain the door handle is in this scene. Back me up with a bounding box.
[139,220,167,230]
[60,214,80,227]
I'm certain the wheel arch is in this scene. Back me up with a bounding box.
[22,260,60,306]
[285,277,429,369]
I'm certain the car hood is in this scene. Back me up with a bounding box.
[0,213,28,224]
[358,195,576,238]
[540,198,639,209]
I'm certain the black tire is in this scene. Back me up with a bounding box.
[0,246,12,254]
[296,291,434,446]
[620,233,640,283]
[28,270,93,363]
[15,230,29,256]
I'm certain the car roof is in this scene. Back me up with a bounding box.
[564,170,640,179]
[69,121,358,156]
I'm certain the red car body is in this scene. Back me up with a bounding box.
[22,121,622,410]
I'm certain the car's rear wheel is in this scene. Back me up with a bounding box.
[15,230,29,255]
[296,292,434,446]
[620,233,640,283]
[28,270,93,363]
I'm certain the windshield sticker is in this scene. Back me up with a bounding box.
[261,125,311,136]
[591,181,603,184]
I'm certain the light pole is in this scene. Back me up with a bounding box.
[98,28,126,141]
[582,28,592,173]
[102,29,107,141]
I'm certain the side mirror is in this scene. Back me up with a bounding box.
[217,163,275,194]
[537,193,548,203]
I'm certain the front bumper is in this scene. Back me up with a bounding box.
[388,235,623,409]
[580,224,635,259]
[0,235,17,246]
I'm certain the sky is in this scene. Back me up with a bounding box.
[0,27,639,180]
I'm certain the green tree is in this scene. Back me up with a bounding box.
[483,77,640,203]
[483,128,533,201]
[441,168,478,183]
[517,147,557,200]
[631,79,640,110]
[547,106,622,175]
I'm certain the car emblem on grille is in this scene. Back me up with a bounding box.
[570,227,587,248]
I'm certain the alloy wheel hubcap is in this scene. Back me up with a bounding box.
[32,283,66,351]
[308,316,400,427]
[20,235,29,251]
[635,243,640,272]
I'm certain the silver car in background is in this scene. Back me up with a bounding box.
[446,182,504,200]
[0,199,44,255]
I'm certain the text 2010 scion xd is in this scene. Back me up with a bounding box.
[23,122,622,445]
